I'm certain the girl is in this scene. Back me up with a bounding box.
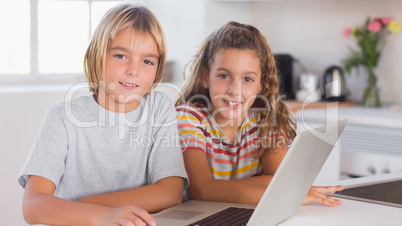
[18,3,188,226]
[176,21,343,207]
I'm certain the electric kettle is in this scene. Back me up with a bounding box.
[321,65,347,101]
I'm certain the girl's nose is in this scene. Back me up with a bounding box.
[126,60,140,77]
[228,80,241,96]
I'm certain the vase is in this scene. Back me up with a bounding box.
[362,67,381,107]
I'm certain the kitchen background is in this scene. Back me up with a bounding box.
[1,0,401,225]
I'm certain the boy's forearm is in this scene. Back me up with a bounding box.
[78,176,184,213]
[23,193,105,226]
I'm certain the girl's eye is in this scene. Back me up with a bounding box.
[143,60,155,65]
[218,74,229,79]
[114,54,126,59]
[244,77,254,82]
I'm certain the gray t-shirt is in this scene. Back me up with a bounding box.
[18,91,188,201]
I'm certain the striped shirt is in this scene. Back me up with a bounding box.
[176,103,280,180]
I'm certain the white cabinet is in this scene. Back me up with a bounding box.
[294,106,402,181]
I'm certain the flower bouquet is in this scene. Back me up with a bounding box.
[342,17,401,107]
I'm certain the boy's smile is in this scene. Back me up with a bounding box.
[97,28,159,113]
[120,81,138,89]
[203,48,262,126]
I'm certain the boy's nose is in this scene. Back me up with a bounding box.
[126,61,140,77]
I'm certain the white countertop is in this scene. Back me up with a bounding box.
[153,173,402,226]
[294,106,402,129]
[281,172,402,226]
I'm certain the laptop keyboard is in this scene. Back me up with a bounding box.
[188,207,254,226]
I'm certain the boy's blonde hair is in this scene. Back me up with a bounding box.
[84,3,166,95]
[176,21,296,156]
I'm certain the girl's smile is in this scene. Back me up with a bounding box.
[203,48,262,126]
[223,99,242,109]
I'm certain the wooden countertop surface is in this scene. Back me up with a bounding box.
[284,100,356,114]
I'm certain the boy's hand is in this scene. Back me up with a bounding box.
[302,185,344,207]
[99,206,156,226]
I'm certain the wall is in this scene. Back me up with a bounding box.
[149,0,251,83]
[251,0,402,103]
[0,87,77,225]
[148,0,205,83]
[151,0,402,103]
[204,0,252,35]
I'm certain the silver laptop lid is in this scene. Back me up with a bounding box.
[247,119,347,225]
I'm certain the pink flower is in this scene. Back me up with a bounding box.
[343,27,351,37]
[382,17,391,25]
[368,20,382,33]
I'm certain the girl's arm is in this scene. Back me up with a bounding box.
[183,150,267,205]
[184,145,342,207]
[23,175,155,226]
[227,146,288,187]
[78,176,184,213]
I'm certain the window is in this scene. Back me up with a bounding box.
[0,0,123,83]
[0,1,30,75]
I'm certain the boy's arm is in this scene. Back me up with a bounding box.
[78,176,184,213]
[23,175,155,226]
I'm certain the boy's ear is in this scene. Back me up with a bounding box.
[202,68,209,89]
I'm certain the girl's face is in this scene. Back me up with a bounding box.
[98,28,159,112]
[203,48,262,125]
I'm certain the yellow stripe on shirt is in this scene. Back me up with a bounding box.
[241,115,259,132]
[179,130,206,143]
[209,161,259,177]
[209,129,224,137]
[177,115,199,122]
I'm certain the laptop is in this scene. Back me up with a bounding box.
[153,119,348,226]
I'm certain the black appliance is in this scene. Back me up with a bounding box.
[321,65,347,101]
[333,179,402,208]
[275,54,294,99]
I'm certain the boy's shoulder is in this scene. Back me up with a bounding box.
[146,90,176,111]
[46,95,94,118]
[148,90,173,103]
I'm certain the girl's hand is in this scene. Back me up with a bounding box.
[98,206,156,226]
[302,185,344,207]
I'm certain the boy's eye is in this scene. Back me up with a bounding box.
[114,54,126,59]
[244,77,254,82]
[143,60,155,65]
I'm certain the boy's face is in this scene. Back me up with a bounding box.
[98,28,159,112]
[203,48,262,126]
